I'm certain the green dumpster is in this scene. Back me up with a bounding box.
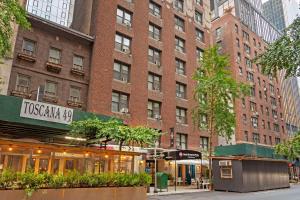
[156,172,168,190]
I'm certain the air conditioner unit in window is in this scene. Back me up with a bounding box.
[122,48,130,54]
[253,112,259,116]
[219,160,232,166]
[125,21,131,27]
[120,108,129,114]
[274,115,278,119]
[264,87,267,91]
[153,85,160,91]
[154,114,161,120]
[154,60,161,66]
[121,77,128,82]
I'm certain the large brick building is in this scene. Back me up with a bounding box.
[211,9,286,145]
[7,0,287,151]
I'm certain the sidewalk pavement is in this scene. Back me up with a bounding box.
[147,186,209,196]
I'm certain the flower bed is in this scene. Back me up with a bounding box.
[0,170,151,200]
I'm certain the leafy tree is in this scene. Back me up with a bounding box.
[255,17,300,77]
[275,132,300,161]
[193,46,249,187]
[0,0,30,57]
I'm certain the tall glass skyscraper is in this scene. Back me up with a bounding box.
[26,0,75,27]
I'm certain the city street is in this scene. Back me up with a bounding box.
[148,184,300,200]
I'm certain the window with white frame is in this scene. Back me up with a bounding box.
[48,48,61,64]
[45,81,58,97]
[175,59,185,75]
[115,33,131,53]
[113,61,130,82]
[148,100,161,119]
[244,43,251,55]
[176,107,187,124]
[176,82,186,99]
[175,37,185,53]
[247,71,254,82]
[250,101,257,112]
[69,87,81,102]
[111,91,129,113]
[174,16,185,32]
[245,57,252,68]
[22,39,36,55]
[116,7,132,27]
[149,23,161,40]
[176,133,187,149]
[73,55,84,71]
[220,166,232,179]
[148,47,161,64]
[15,74,30,93]
[149,1,161,17]
[148,73,161,91]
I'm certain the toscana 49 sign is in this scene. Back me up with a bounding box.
[20,99,73,124]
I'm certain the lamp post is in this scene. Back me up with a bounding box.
[154,140,159,193]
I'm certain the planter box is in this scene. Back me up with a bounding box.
[0,187,147,200]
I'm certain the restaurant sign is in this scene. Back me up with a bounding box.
[20,99,73,124]
[164,150,202,160]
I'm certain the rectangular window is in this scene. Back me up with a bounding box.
[116,7,132,26]
[174,0,184,12]
[235,24,239,34]
[252,133,260,143]
[271,97,277,106]
[239,67,243,75]
[242,31,249,42]
[148,100,161,119]
[111,91,129,113]
[176,133,187,149]
[149,23,161,40]
[247,71,254,82]
[45,81,58,97]
[22,39,36,55]
[175,59,186,75]
[236,38,240,48]
[149,1,161,17]
[220,166,232,179]
[148,47,161,65]
[196,48,204,60]
[250,86,255,97]
[175,16,185,32]
[194,10,203,24]
[245,57,252,68]
[269,84,275,95]
[175,37,185,53]
[250,101,257,112]
[215,27,222,39]
[236,52,241,63]
[69,87,81,102]
[244,131,248,141]
[196,28,204,42]
[263,135,267,144]
[49,48,61,64]
[148,73,161,91]
[16,74,30,93]
[176,82,186,99]
[262,120,265,129]
[200,136,208,151]
[113,61,130,82]
[251,117,258,128]
[176,107,187,124]
[195,0,203,6]
[275,137,281,144]
[273,123,280,132]
[73,55,84,71]
[244,43,251,55]
[115,33,131,53]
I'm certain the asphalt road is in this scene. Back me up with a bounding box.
[148,185,300,200]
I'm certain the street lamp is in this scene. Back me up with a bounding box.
[154,140,159,193]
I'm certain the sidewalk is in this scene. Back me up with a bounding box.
[147,186,209,196]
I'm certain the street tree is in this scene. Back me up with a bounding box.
[255,17,300,77]
[0,0,30,58]
[193,46,249,187]
[275,132,300,161]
